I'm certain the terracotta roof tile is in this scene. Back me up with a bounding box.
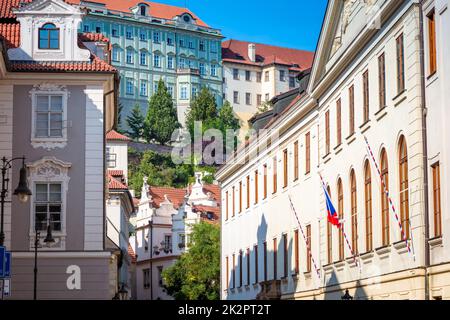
[108,169,124,177]
[66,0,209,27]
[106,130,131,141]
[79,32,110,43]
[128,244,137,264]
[108,174,128,190]
[222,39,314,70]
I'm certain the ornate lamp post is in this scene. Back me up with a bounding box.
[0,156,32,247]
[341,289,354,300]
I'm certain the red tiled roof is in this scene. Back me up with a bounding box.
[128,244,137,264]
[108,169,124,177]
[106,130,131,142]
[65,0,209,27]
[0,1,116,73]
[108,174,128,190]
[222,39,314,70]
[79,32,110,43]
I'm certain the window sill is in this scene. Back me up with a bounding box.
[360,251,375,262]
[323,263,334,272]
[375,107,388,121]
[429,236,443,248]
[346,133,356,145]
[426,72,438,87]
[375,245,391,257]
[393,89,407,106]
[335,261,345,271]
[334,144,343,155]
[303,272,312,280]
[359,120,371,134]
[322,153,331,164]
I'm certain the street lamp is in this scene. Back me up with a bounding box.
[1,156,32,247]
[33,220,55,300]
[118,283,128,300]
[341,289,354,300]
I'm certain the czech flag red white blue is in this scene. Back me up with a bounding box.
[323,186,341,227]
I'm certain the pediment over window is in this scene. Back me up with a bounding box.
[8,0,90,62]
[27,156,72,181]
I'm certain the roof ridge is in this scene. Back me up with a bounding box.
[224,38,314,53]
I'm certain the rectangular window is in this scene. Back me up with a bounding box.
[283,234,288,278]
[211,64,217,77]
[199,40,205,52]
[35,95,63,138]
[211,41,218,53]
[246,176,250,209]
[199,63,205,75]
[378,53,386,109]
[188,41,195,49]
[265,93,270,101]
[140,81,147,97]
[39,24,60,50]
[225,256,229,289]
[157,266,163,287]
[432,163,442,237]
[283,149,288,188]
[256,72,262,83]
[164,235,172,251]
[254,245,259,284]
[95,26,101,34]
[254,170,259,205]
[34,183,62,232]
[428,11,437,75]
[305,132,311,174]
[153,55,160,68]
[349,85,355,136]
[143,269,150,289]
[273,238,277,280]
[126,29,133,39]
[263,242,267,281]
[167,85,174,98]
[126,79,134,95]
[246,93,251,105]
[112,27,119,37]
[180,86,188,100]
[279,70,286,82]
[263,165,268,199]
[106,148,117,168]
[225,191,229,221]
[233,91,239,104]
[167,36,174,46]
[153,31,160,43]
[246,70,251,81]
[239,251,243,288]
[257,94,262,106]
[179,38,185,48]
[232,186,235,217]
[232,254,236,289]
[112,47,119,62]
[265,71,270,82]
[294,230,299,274]
[336,99,342,146]
[139,31,147,41]
[246,248,251,286]
[325,110,330,155]
[273,157,277,194]
[289,76,296,88]
[294,141,299,181]
[179,58,185,69]
[126,49,133,64]
[233,69,240,80]
[306,225,312,273]
[140,51,147,65]
[363,70,369,123]
[396,34,405,93]
[236,182,241,214]
[167,56,174,69]
[83,24,90,33]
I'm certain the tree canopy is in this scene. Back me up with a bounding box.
[126,104,145,141]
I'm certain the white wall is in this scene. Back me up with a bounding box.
[107,141,129,182]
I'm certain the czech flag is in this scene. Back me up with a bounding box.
[323,186,341,227]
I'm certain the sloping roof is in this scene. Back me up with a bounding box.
[222,39,314,70]
[128,244,137,264]
[108,174,129,190]
[0,0,116,73]
[79,32,110,43]
[106,130,131,142]
[66,0,209,27]
[108,169,124,177]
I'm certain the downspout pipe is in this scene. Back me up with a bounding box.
[418,0,431,301]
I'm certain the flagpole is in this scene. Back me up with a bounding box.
[318,173,359,267]
[288,195,321,279]
[363,136,415,261]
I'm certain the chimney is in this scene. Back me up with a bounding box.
[248,43,256,62]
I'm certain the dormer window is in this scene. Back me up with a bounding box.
[140,5,147,16]
[183,15,190,23]
[39,23,59,50]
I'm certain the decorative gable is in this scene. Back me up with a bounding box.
[7,0,90,62]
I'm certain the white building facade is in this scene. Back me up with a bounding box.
[218,0,450,300]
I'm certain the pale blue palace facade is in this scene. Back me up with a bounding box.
[77,1,224,127]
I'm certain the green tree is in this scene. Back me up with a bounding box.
[126,104,145,141]
[162,222,220,300]
[256,100,273,115]
[145,79,180,145]
[185,87,218,136]
[116,103,126,134]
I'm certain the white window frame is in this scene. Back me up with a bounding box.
[153,54,160,68]
[180,86,188,100]
[211,64,217,77]
[126,78,134,95]
[140,51,147,65]
[140,80,148,97]
[30,84,69,150]
[167,55,174,69]
[27,157,71,250]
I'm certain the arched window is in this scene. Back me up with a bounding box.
[399,136,410,239]
[381,149,390,246]
[337,179,344,261]
[364,160,373,252]
[350,170,358,254]
[327,186,333,264]
[39,23,59,50]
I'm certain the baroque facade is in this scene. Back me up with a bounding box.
[0,0,119,299]
[67,0,224,127]
[217,0,450,300]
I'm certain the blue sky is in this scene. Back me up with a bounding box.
[156,0,329,52]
